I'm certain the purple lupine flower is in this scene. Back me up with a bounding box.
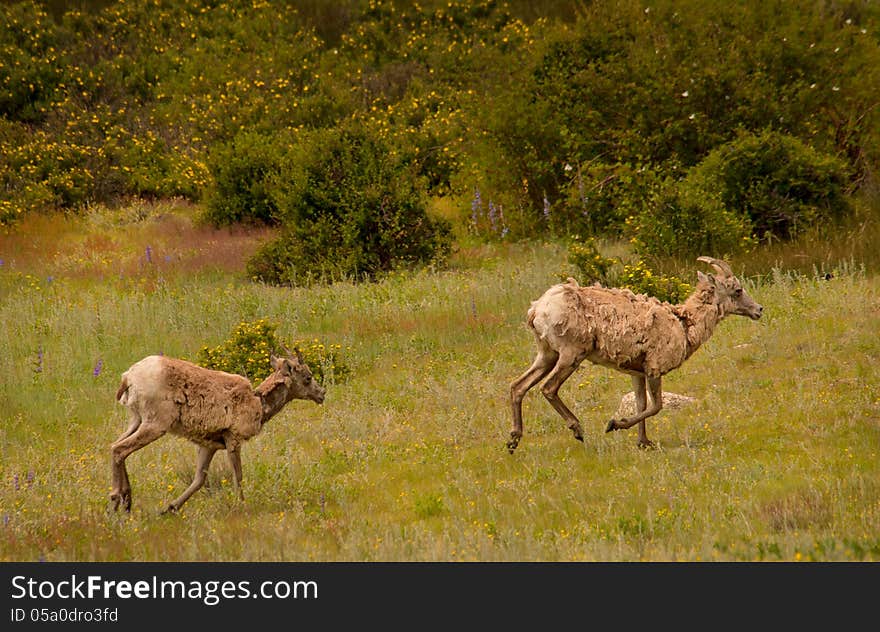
[34,347,43,374]
[470,295,478,319]
[3,514,8,527]
[543,195,551,222]
[46,276,53,283]
[93,359,103,377]
[13,474,19,491]
[26,470,34,487]
[145,245,153,264]
[471,187,482,226]
[488,201,498,232]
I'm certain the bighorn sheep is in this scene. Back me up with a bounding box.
[110,349,325,513]
[508,256,762,451]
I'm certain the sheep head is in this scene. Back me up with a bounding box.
[271,347,326,404]
[696,256,763,320]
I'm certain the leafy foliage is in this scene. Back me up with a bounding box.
[196,319,350,385]
[565,236,616,284]
[630,182,757,259]
[566,236,694,304]
[245,124,453,285]
[202,130,289,226]
[618,260,694,305]
[685,130,854,241]
[2,0,878,258]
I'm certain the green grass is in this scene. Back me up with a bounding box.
[1,210,879,561]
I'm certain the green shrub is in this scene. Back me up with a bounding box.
[686,130,853,241]
[196,318,350,385]
[566,236,617,284]
[566,236,693,303]
[0,2,65,124]
[559,162,660,237]
[618,260,694,304]
[630,182,756,259]
[202,131,289,226]
[247,124,453,285]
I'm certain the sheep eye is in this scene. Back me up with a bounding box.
[734,288,743,296]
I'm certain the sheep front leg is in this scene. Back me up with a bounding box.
[163,445,218,514]
[606,376,662,448]
[226,446,245,502]
[632,375,650,447]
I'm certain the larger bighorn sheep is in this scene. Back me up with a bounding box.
[508,257,762,451]
[110,349,325,513]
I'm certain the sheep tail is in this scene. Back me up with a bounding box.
[116,376,130,405]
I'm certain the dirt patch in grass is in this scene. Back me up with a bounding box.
[0,200,277,280]
[758,489,832,532]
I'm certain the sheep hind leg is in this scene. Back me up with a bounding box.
[110,423,166,512]
[606,376,662,449]
[114,412,142,444]
[507,345,558,453]
[540,352,585,443]
[162,444,219,514]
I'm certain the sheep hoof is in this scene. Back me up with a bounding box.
[160,504,178,516]
[506,433,521,454]
[638,440,656,450]
[605,419,619,433]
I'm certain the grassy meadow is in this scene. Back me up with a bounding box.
[1,202,878,562]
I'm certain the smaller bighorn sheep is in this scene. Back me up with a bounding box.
[508,256,762,451]
[111,349,325,513]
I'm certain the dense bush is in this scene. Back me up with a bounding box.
[566,236,694,304]
[618,260,694,305]
[685,130,854,241]
[196,319,350,385]
[630,182,757,259]
[463,0,879,234]
[565,236,617,283]
[2,0,878,252]
[557,162,660,237]
[202,131,288,226]
[246,124,453,285]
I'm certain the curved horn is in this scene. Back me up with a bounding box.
[697,256,733,278]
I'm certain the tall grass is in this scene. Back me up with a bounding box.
[1,212,879,561]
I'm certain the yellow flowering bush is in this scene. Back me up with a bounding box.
[566,236,616,284]
[619,261,693,305]
[196,319,350,385]
[567,237,693,304]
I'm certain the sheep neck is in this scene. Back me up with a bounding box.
[676,285,724,360]
[255,372,291,424]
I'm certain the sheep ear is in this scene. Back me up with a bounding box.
[269,354,281,370]
[293,347,304,364]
